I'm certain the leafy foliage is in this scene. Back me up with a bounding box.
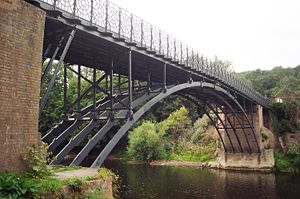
[127,106,218,162]
[238,65,300,134]
[237,65,300,98]
[0,167,117,198]
[63,177,83,191]
[191,115,211,143]
[23,142,52,177]
[269,102,298,134]
[85,188,111,199]
[0,173,40,199]
[161,106,192,140]
[127,121,166,161]
[275,145,300,173]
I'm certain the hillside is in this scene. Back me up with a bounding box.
[236,65,300,98]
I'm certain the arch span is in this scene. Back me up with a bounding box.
[91,81,256,168]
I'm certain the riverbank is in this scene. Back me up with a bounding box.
[0,166,114,198]
[109,153,275,172]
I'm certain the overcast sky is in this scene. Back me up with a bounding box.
[110,0,300,72]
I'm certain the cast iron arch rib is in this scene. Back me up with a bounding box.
[206,91,260,153]
[69,87,163,166]
[90,81,244,168]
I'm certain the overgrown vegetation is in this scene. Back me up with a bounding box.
[0,172,62,198]
[269,101,299,135]
[237,66,300,98]
[0,168,115,198]
[0,143,115,198]
[86,188,111,199]
[23,142,52,177]
[237,66,300,134]
[274,145,300,173]
[127,107,218,163]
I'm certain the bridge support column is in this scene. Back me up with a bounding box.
[253,104,264,152]
[0,0,45,171]
[217,104,274,170]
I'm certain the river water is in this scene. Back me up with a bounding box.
[104,159,300,199]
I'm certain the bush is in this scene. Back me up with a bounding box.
[161,106,192,140]
[86,188,109,199]
[191,115,211,143]
[63,177,83,191]
[270,102,298,134]
[23,142,52,177]
[275,146,300,173]
[126,106,219,163]
[127,121,167,160]
[172,139,217,163]
[0,173,40,198]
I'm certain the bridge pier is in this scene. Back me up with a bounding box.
[0,0,45,171]
[218,104,274,170]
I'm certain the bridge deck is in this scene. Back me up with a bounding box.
[28,0,267,107]
[45,17,190,84]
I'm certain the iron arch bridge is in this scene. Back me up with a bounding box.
[27,0,268,168]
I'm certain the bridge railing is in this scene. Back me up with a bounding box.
[40,0,267,106]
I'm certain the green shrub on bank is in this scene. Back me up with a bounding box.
[0,168,117,198]
[127,121,168,161]
[172,140,217,163]
[275,145,300,173]
[0,144,116,198]
[127,107,218,162]
[23,142,52,177]
[0,172,63,198]
[161,107,192,141]
[269,102,299,135]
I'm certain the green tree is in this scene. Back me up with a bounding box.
[127,121,166,160]
[191,115,211,143]
[161,106,192,141]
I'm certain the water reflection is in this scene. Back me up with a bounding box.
[104,159,300,199]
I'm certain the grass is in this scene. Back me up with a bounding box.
[169,150,216,163]
[169,140,217,163]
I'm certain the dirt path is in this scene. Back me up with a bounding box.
[53,168,98,179]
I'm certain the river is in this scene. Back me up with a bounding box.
[104,159,300,199]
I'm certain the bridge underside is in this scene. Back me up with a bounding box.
[27,0,268,168]
[42,78,263,168]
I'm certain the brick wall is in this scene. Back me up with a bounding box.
[0,0,45,171]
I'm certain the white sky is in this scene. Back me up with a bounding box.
[110,0,300,72]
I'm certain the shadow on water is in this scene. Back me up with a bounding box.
[104,159,300,199]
